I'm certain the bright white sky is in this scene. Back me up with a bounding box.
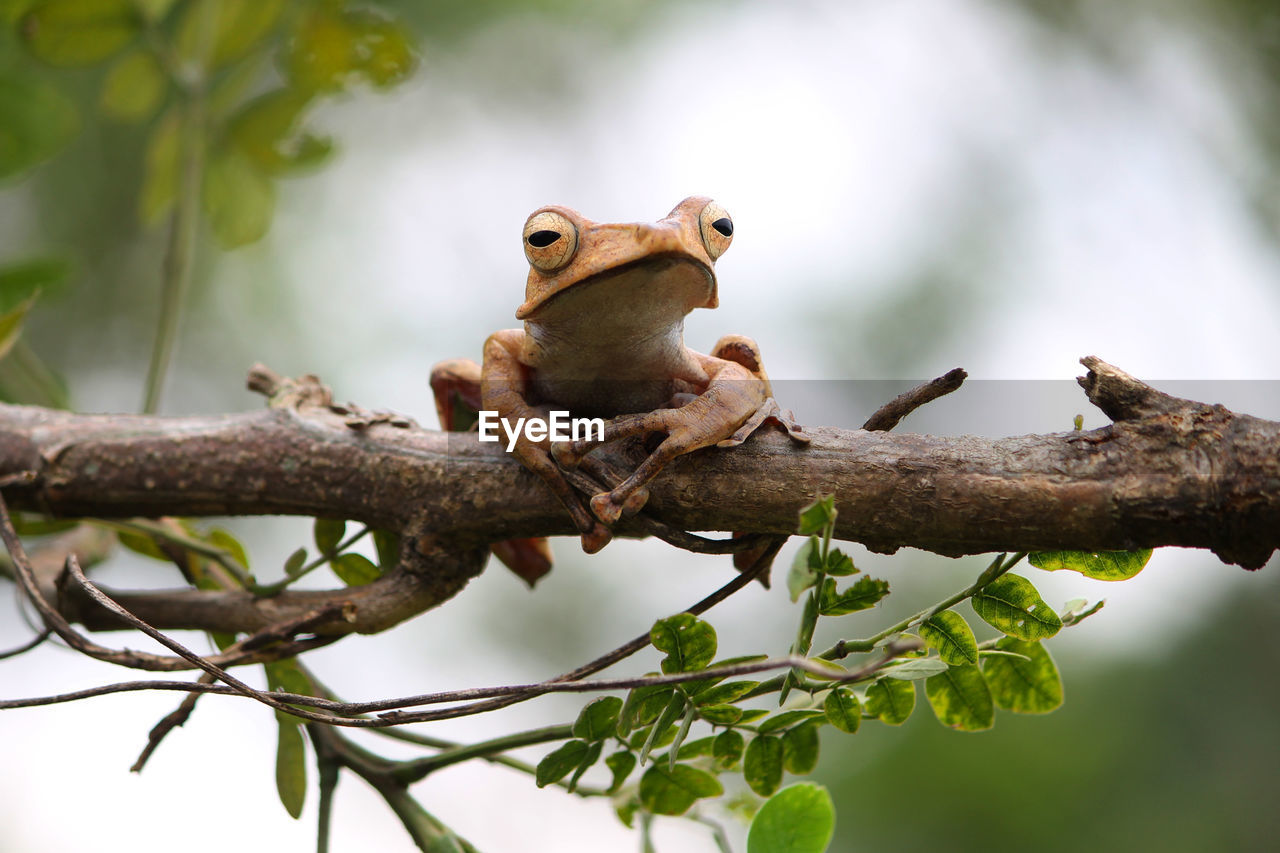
[4,1,1279,851]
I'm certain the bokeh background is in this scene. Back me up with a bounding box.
[2,0,1279,851]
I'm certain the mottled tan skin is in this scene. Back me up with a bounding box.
[431,196,807,583]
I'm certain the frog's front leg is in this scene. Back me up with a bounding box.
[431,358,556,584]
[481,330,612,554]
[553,336,809,524]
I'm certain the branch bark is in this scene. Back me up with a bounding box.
[0,357,1276,638]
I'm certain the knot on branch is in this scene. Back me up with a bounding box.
[247,364,416,430]
[1079,356,1191,422]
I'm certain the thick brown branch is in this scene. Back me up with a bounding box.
[0,356,1275,641]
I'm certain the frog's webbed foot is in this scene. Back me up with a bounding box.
[715,397,811,447]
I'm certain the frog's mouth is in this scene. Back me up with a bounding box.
[521,253,716,333]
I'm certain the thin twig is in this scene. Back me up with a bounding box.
[861,367,967,432]
[2,542,787,727]
[0,626,51,660]
[130,672,214,772]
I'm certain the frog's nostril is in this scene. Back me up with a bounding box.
[527,230,562,248]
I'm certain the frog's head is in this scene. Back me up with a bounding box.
[515,196,734,321]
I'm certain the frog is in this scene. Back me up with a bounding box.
[430,196,809,584]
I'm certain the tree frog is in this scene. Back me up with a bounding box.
[431,196,808,583]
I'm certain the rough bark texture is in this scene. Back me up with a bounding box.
[0,358,1276,640]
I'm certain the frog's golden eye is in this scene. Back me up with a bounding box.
[698,201,733,260]
[523,211,578,272]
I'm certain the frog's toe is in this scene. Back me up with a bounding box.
[621,486,650,516]
[551,440,583,470]
[580,523,612,554]
[590,492,625,525]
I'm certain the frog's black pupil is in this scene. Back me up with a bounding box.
[528,230,561,248]
[712,218,733,237]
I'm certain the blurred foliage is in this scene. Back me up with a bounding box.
[824,568,1280,852]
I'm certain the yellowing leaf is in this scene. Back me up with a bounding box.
[20,0,138,66]
[972,573,1062,640]
[99,50,165,122]
[202,150,274,248]
[1029,549,1152,581]
[925,664,994,732]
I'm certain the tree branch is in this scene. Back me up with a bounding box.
[0,356,1275,640]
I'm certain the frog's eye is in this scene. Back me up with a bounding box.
[523,211,578,272]
[698,201,733,260]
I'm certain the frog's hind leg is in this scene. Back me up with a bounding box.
[429,359,554,587]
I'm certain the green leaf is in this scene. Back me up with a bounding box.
[206,527,249,571]
[617,683,673,736]
[757,710,825,735]
[99,50,165,122]
[787,536,823,602]
[743,735,784,797]
[273,716,306,819]
[694,680,759,706]
[639,692,687,765]
[567,740,602,793]
[866,677,915,725]
[331,553,379,587]
[176,0,286,69]
[284,7,417,93]
[313,518,345,555]
[781,722,820,774]
[117,529,166,561]
[925,664,994,731]
[823,688,861,734]
[283,547,307,576]
[674,736,716,760]
[11,514,78,536]
[0,74,79,179]
[638,763,723,816]
[226,89,332,175]
[20,0,138,66]
[1029,549,1152,581]
[373,529,400,569]
[982,638,1063,714]
[573,696,623,742]
[737,709,770,725]
[713,729,745,770]
[0,293,37,363]
[792,590,820,662]
[0,257,70,310]
[817,575,889,616]
[823,547,857,576]
[629,721,678,754]
[919,610,979,666]
[139,108,178,224]
[650,613,716,674]
[698,704,744,726]
[972,573,1062,640]
[535,740,589,788]
[882,658,949,681]
[264,658,312,703]
[797,495,836,535]
[356,15,416,88]
[202,150,275,248]
[604,751,636,794]
[747,783,835,853]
